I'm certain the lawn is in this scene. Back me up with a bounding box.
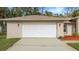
[67,43,79,51]
[0,34,20,51]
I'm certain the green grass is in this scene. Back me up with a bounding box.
[67,43,79,51]
[0,34,20,51]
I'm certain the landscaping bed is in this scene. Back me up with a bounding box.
[59,33,79,40]
[67,43,79,51]
[0,34,20,51]
[63,36,79,40]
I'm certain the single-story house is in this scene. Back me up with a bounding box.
[0,15,79,38]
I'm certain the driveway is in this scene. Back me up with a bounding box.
[7,38,76,51]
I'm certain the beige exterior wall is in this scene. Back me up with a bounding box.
[7,22,22,38]
[57,22,64,37]
[72,23,76,34]
[76,18,79,33]
[7,21,71,38]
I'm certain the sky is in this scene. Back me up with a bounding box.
[42,7,65,15]
[47,7,65,14]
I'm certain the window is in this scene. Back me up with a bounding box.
[64,23,67,33]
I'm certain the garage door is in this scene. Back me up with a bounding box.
[22,22,56,37]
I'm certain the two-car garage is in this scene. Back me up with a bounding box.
[6,15,67,38]
[22,22,57,38]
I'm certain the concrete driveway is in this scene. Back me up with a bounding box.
[7,38,76,51]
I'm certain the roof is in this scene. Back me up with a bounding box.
[0,15,72,21]
[71,16,79,20]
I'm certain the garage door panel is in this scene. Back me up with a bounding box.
[22,22,56,37]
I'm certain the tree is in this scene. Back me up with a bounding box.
[59,14,64,17]
[44,11,53,16]
[13,7,23,17]
[0,7,9,18]
[71,9,79,17]
[64,7,79,17]
[0,7,9,33]
[32,7,41,15]
[21,7,41,15]
[39,7,45,15]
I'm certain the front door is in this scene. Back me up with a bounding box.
[67,24,72,35]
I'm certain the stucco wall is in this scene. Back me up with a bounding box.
[72,23,76,34]
[76,18,79,33]
[7,22,22,38]
[57,22,64,37]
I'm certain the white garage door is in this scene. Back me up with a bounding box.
[22,22,56,37]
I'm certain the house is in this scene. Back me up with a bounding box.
[0,15,79,38]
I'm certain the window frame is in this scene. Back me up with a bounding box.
[64,23,67,34]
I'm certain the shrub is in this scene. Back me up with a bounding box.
[0,32,6,35]
[72,32,79,36]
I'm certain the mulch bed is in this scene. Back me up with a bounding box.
[61,36,79,40]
